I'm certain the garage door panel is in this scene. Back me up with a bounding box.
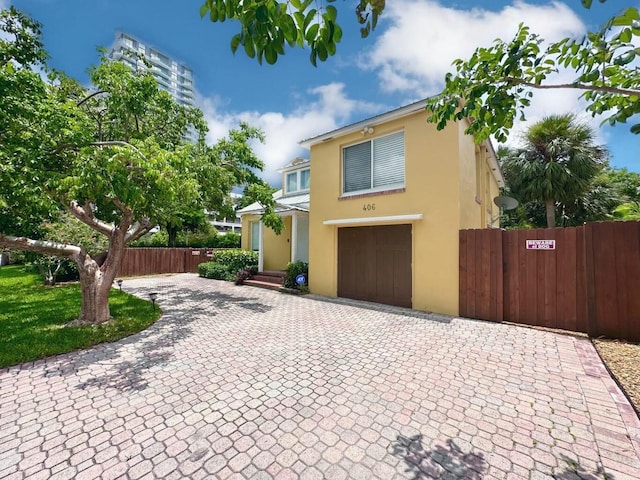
[338,225,411,308]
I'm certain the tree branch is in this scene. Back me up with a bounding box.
[0,234,81,259]
[503,77,640,97]
[50,141,148,160]
[76,89,107,107]
[125,218,152,243]
[69,200,114,236]
[112,198,131,216]
[88,141,148,160]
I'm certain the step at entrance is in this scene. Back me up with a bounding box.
[244,271,286,291]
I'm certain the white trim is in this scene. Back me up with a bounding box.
[258,221,264,272]
[291,212,298,263]
[299,99,426,148]
[284,168,310,195]
[323,214,423,226]
[339,183,405,199]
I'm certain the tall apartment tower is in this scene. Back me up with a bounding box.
[108,32,196,109]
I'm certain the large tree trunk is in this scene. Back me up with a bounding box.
[1,201,150,325]
[75,255,112,324]
[544,199,556,228]
[167,225,178,247]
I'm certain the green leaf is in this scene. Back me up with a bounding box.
[265,45,277,65]
[282,15,297,44]
[304,9,317,29]
[325,5,338,22]
[244,40,256,58]
[256,5,269,23]
[230,34,241,53]
[199,3,209,18]
[631,124,640,134]
[305,23,319,44]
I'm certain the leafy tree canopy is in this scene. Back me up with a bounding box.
[425,4,640,141]
[0,7,281,323]
[199,0,385,65]
[499,114,608,228]
[199,0,613,68]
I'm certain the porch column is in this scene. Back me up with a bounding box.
[258,220,264,271]
[291,211,298,263]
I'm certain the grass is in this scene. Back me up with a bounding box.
[0,265,161,369]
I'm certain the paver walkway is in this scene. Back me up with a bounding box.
[1,274,639,480]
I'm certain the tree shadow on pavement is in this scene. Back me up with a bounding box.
[391,434,487,479]
[552,455,615,480]
[42,284,272,391]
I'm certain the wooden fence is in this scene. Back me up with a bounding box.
[117,248,220,277]
[459,222,640,342]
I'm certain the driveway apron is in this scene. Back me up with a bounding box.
[1,274,639,480]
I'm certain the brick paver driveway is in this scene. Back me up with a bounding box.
[1,274,639,480]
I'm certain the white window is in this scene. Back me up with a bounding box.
[285,168,310,194]
[343,131,405,195]
[250,222,260,251]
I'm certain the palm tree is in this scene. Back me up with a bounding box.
[500,114,607,228]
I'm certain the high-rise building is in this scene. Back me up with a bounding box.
[108,32,196,109]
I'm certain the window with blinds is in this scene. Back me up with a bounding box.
[343,131,405,194]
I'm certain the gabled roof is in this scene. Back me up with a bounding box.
[299,99,427,149]
[277,157,310,173]
[237,190,310,216]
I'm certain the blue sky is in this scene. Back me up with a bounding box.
[8,0,640,185]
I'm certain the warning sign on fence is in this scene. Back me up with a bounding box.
[526,239,556,250]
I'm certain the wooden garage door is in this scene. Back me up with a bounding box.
[338,225,412,308]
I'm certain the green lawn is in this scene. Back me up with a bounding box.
[0,265,160,368]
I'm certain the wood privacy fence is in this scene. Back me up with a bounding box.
[459,222,640,342]
[117,248,221,277]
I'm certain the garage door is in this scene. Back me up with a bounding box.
[338,225,412,308]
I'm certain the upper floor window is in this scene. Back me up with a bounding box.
[285,168,310,194]
[343,130,405,195]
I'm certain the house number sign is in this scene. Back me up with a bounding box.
[526,240,556,250]
[362,203,376,211]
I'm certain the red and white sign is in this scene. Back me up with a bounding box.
[526,240,556,250]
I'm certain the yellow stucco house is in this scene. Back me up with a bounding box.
[238,157,310,272]
[240,99,503,315]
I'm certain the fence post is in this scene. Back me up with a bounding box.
[496,228,504,323]
[583,223,598,338]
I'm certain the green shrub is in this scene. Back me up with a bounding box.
[25,255,79,285]
[131,230,241,248]
[215,232,241,248]
[198,250,257,282]
[284,261,308,289]
[197,262,229,280]
[149,231,169,247]
[213,249,258,275]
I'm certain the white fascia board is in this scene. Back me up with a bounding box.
[484,140,505,188]
[299,99,427,149]
[323,214,423,226]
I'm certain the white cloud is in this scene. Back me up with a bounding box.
[198,83,383,185]
[363,1,610,146]
[365,0,585,96]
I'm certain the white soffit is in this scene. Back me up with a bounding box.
[323,214,424,226]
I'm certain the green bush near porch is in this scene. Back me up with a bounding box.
[198,249,258,281]
[284,261,309,289]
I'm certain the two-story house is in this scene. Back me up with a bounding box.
[240,99,503,316]
[301,99,503,315]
